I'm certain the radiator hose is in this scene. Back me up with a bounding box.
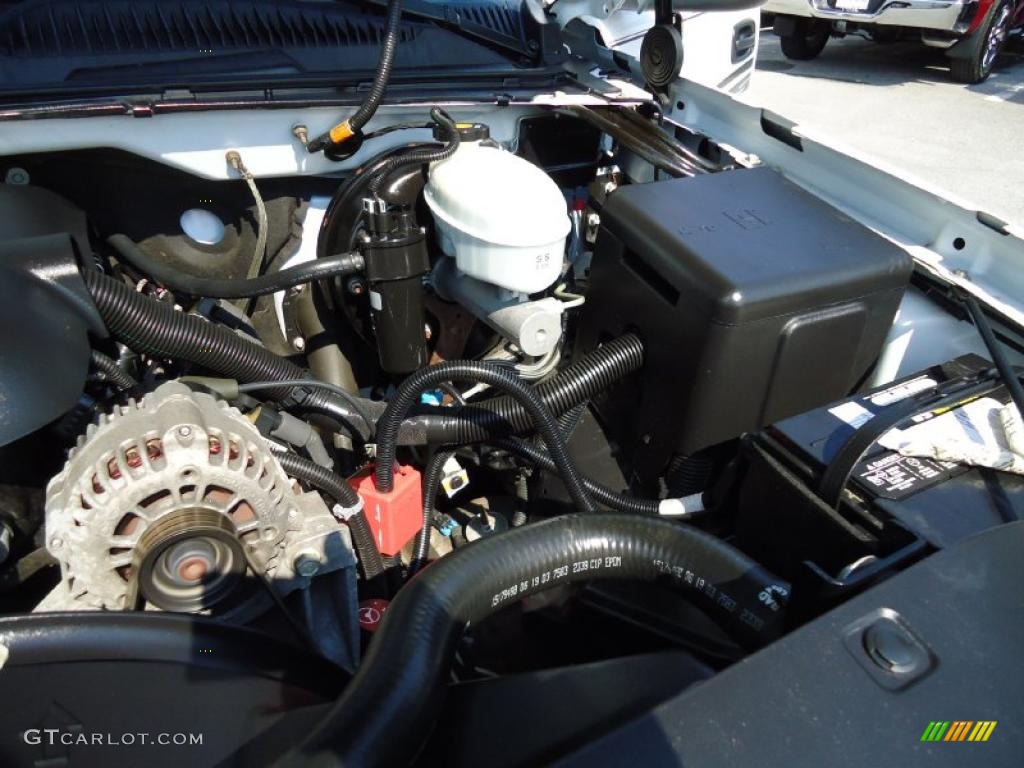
[83,269,643,445]
[283,513,789,768]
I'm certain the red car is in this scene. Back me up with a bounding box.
[765,0,1024,82]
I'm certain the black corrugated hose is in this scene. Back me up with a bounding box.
[107,234,365,299]
[83,269,303,400]
[367,108,460,197]
[275,452,386,581]
[666,451,716,497]
[281,513,789,768]
[307,0,404,153]
[374,361,597,514]
[82,269,644,445]
[89,349,137,389]
[490,436,661,515]
[409,448,456,576]
[302,334,643,445]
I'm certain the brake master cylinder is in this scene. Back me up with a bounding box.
[425,123,571,356]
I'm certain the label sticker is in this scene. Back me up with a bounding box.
[869,376,937,407]
[829,401,874,429]
[854,452,959,500]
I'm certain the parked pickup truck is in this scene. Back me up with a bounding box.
[764,0,1024,82]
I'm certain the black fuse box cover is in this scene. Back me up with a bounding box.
[576,167,913,477]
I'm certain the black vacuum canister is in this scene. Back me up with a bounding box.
[576,167,913,478]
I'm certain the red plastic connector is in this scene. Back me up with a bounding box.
[349,463,423,557]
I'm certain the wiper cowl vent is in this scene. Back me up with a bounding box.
[0,0,417,57]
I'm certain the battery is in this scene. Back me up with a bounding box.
[735,355,1024,581]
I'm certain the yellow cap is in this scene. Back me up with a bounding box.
[329,120,356,144]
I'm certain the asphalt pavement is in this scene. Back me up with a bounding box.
[746,26,1024,227]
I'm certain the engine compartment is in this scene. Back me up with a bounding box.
[0,102,1020,766]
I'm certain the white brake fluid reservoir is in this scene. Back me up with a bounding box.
[424,140,570,294]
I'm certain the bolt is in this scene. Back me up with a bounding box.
[346,277,366,295]
[50,536,63,550]
[177,425,192,438]
[4,167,29,185]
[291,336,306,352]
[0,524,11,565]
[292,124,309,146]
[294,552,321,578]
[587,212,601,228]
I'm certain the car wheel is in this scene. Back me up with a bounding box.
[950,0,1012,83]
[779,18,831,60]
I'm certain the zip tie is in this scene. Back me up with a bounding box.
[332,496,365,522]
[658,492,705,517]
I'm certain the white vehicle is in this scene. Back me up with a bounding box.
[0,0,1020,766]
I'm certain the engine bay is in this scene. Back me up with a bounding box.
[0,99,1021,767]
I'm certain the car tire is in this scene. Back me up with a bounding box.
[950,0,1012,83]
[779,18,831,60]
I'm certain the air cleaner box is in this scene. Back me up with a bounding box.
[576,167,912,478]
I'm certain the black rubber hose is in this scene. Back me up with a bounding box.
[490,437,660,515]
[322,143,442,245]
[83,270,304,400]
[299,335,642,444]
[264,334,643,445]
[306,0,403,153]
[83,270,643,446]
[375,362,596,514]
[666,452,716,497]
[275,452,386,581]
[347,0,402,133]
[107,234,365,299]
[285,513,789,768]
[409,448,456,576]
[367,108,460,197]
[409,334,644,445]
[89,349,137,389]
[962,293,1024,421]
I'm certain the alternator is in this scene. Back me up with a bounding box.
[39,381,353,615]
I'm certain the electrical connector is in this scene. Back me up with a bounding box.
[348,463,423,556]
[440,455,469,498]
